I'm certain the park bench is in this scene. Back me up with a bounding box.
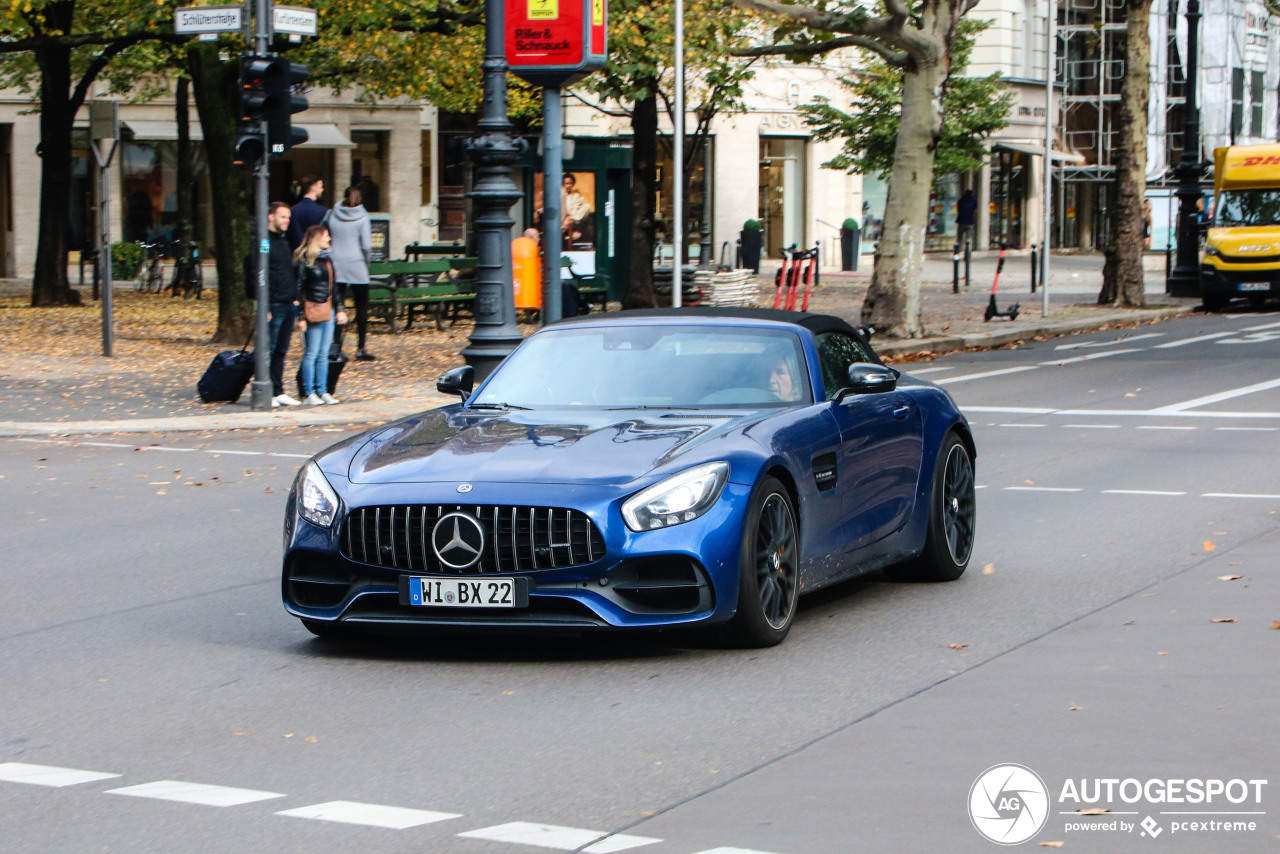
[367,257,478,332]
[561,256,609,313]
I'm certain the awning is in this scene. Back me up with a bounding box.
[121,120,355,149]
[992,141,1086,163]
[295,123,355,148]
[123,120,203,141]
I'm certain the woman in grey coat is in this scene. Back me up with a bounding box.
[326,186,375,360]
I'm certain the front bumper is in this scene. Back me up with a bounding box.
[283,479,752,631]
[1201,262,1280,299]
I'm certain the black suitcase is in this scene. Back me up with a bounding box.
[198,347,254,403]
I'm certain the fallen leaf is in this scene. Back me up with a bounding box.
[1024,479,1035,485]
[949,643,968,650]
[304,737,318,743]
[1218,575,1243,581]
[232,732,246,737]
[1158,651,1171,656]
[1040,841,1065,847]
[1211,618,1238,624]
[502,690,514,695]
[1125,392,1137,397]
[1077,808,1111,815]
[982,563,995,575]
[1204,541,1216,551]
[282,733,294,738]
[264,487,275,494]
[1270,621,1280,630]
[1069,706,1083,711]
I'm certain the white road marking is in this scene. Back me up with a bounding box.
[1054,333,1164,351]
[204,449,269,456]
[276,801,461,829]
[1063,424,1121,429]
[1135,425,1198,431]
[11,437,313,460]
[1004,486,1083,493]
[137,446,198,453]
[106,780,285,807]
[963,406,1055,414]
[1039,348,1145,366]
[269,452,312,458]
[905,366,954,375]
[1153,331,1237,348]
[1101,490,1187,496]
[0,762,120,787]
[692,848,790,854]
[1215,426,1280,432]
[1202,493,1280,500]
[997,423,1046,428]
[934,366,1039,385]
[458,822,661,852]
[1150,378,1280,414]
[964,406,1280,420]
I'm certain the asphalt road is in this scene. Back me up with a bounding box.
[2,308,1278,854]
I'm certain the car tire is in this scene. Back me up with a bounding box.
[301,618,363,641]
[1202,292,1228,312]
[725,475,800,648]
[888,432,975,582]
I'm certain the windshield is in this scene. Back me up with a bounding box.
[473,324,812,409]
[1214,189,1280,227]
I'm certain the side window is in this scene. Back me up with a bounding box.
[815,332,872,400]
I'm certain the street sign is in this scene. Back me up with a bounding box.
[505,0,607,87]
[273,5,318,36]
[174,5,243,34]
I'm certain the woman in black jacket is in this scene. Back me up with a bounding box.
[295,224,347,405]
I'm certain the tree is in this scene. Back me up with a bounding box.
[798,19,1010,181]
[1098,0,1150,308]
[581,0,756,308]
[0,1,181,306]
[735,0,981,337]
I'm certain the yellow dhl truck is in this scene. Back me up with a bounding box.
[1201,144,1280,310]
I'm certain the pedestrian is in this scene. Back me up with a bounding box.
[289,176,328,250]
[295,224,346,405]
[326,186,375,360]
[1143,199,1153,250]
[243,201,302,408]
[956,189,978,247]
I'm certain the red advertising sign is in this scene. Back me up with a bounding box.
[506,0,607,88]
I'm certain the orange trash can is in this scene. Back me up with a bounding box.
[511,236,542,310]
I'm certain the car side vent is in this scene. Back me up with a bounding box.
[812,452,838,492]
[340,504,605,574]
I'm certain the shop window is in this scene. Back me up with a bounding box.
[1250,71,1265,139]
[758,137,806,259]
[120,140,210,247]
[350,130,388,212]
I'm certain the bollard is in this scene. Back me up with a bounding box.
[1030,243,1038,294]
[1165,242,1172,281]
[964,237,972,289]
[953,242,960,294]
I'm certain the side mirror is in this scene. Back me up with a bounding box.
[437,365,474,401]
[835,363,897,401]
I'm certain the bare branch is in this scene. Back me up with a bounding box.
[734,0,850,32]
[731,34,910,67]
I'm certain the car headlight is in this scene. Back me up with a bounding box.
[296,461,340,528]
[1204,244,1220,257]
[622,462,729,532]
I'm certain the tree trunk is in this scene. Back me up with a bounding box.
[188,42,254,343]
[861,55,948,337]
[31,42,81,307]
[623,85,659,309]
[175,77,194,241]
[1099,0,1150,307]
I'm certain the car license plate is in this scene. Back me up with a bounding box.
[1240,282,1270,292]
[406,576,524,608]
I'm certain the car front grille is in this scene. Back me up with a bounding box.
[340,504,605,574]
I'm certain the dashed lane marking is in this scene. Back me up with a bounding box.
[1004,486,1083,493]
[1215,426,1279,432]
[0,762,120,787]
[1039,348,1146,366]
[1101,490,1187,496]
[1135,425,1198,431]
[1062,424,1121,429]
[1054,333,1165,351]
[934,366,1038,385]
[12,437,313,459]
[456,822,662,852]
[1202,492,1280,500]
[994,487,1279,501]
[105,780,285,807]
[276,801,462,829]
[692,848,790,854]
[996,423,1045,428]
[1149,378,1280,414]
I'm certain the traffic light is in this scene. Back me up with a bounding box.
[233,55,280,165]
[265,61,310,157]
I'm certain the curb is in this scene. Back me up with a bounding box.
[0,305,1198,438]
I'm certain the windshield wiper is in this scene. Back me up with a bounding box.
[466,402,531,411]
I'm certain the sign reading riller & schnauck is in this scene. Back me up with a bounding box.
[504,0,607,87]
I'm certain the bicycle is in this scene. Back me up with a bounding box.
[135,241,165,293]
[166,241,203,299]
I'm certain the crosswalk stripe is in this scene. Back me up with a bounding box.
[106,780,285,806]
[457,821,661,851]
[0,762,121,787]
[276,800,461,829]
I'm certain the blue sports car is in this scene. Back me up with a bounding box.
[283,308,976,647]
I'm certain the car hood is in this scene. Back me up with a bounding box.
[346,407,761,486]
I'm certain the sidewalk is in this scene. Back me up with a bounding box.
[0,254,1197,438]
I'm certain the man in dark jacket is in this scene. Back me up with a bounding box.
[289,176,328,250]
[244,201,303,406]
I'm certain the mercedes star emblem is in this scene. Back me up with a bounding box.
[432,512,485,569]
[457,483,473,493]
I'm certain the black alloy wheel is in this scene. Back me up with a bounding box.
[726,476,800,647]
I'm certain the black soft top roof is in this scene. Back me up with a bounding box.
[557,306,865,338]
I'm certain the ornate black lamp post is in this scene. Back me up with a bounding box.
[461,0,526,380]
[1166,0,1204,298]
